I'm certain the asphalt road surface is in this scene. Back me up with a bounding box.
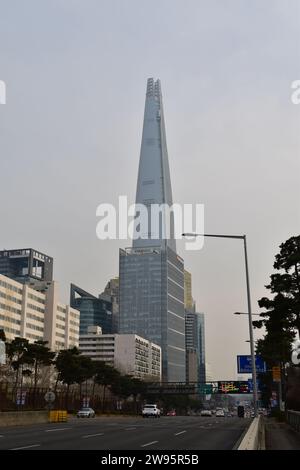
[0,416,250,450]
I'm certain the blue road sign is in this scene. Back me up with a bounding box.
[237,355,266,374]
[248,378,261,392]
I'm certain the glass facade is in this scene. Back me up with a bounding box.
[0,249,53,284]
[198,313,206,384]
[70,284,112,335]
[119,246,185,381]
[185,310,206,384]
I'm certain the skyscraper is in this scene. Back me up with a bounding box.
[184,270,194,311]
[119,78,185,382]
[99,277,119,333]
[185,310,206,385]
[184,269,206,385]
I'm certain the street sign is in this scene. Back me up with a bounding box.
[82,397,90,407]
[237,355,266,374]
[272,366,281,382]
[248,378,261,392]
[0,340,5,365]
[44,391,56,403]
[16,391,26,405]
[271,391,278,407]
[217,381,251,394]
[199,384,213,394]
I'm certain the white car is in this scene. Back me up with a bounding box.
[142,404,161,418]
[216,409,225,417]
[77,407,95,418]
[200,410,212,417]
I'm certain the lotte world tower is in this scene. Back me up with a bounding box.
[119,78,185,382]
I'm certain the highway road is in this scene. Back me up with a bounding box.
[0,416,250,450]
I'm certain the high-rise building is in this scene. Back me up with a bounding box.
[0,248,53,285]
[70,284,112,335]
[119,78,185,382]
[0,274,79,349]
[79,326,161,380]
[198,312,206,384]
[185,310,206,385]
[99,277,119,333]
[186,348,198,383]
[184,270,194,311]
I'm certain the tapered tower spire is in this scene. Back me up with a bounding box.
[133,78,176,251]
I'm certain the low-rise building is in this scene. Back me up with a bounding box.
[0,274,79,349]
[79,326,161,380]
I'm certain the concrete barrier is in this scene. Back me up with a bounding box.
[237,416,265,450]
[0,410,49,426]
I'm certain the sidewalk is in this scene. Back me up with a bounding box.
[265,418,300,450]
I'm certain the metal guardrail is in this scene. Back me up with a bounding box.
[286,410,300,432]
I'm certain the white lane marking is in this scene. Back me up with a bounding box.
[174,430,187,436]
[141,440,158,448]
[45,428,70,432]
[11,444,41,450]
[125,427,137,431]
[82,432,104,439]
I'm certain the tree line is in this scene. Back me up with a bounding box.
[253,235,300,411]
[0,335,147,410]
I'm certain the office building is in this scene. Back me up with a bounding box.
[184,270,194,311]
[119,78,185,382]
[70,284,112,335]
[0,248,53,285]
[198,312,206,384]
[79,326,161,380]
[186,348,198,383]
[0,274,79,349]
[99,277,119,333]
[185,310,206,385]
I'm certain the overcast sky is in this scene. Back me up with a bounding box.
[1,0,299,380]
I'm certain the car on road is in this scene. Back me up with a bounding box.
[77,407,95,418]
[142,404,161,418]
[216,409,225,417]
[166,409,176,416]
[200,410,212,417]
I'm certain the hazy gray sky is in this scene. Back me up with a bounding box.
[1,0,299,379]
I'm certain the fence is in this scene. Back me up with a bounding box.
[286,410,300,432]
[0,382,141,413]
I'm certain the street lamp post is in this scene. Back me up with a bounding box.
[182,232,259,417]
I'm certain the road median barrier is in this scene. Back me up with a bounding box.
[48,410,68,423]
[236,416,265,450]
[0,410,49,426]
